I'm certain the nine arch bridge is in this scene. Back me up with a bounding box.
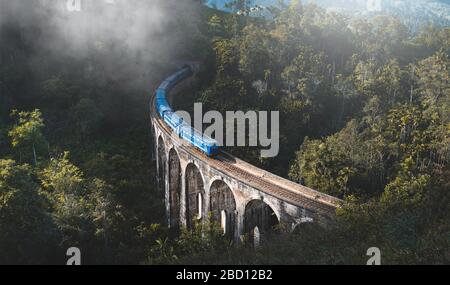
[150,70,342,244]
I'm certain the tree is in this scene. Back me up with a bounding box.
[39,75,78,112]
[8,109,46,165]
[353,59,377,94]
[376,59,402,105]
[382,156,431,206]
[288,135,355,198]
[69,98,104,140]
[87,178,120,254]
[208,14,225,37]
[39,152,91,252]
[0,159,58,264]
[238,24,271,81]
[416,50,449,108]
[415,51,450,170]
[213,38,238,76]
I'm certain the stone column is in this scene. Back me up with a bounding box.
[165,151,170,226]
[235,200,246,244]
[180,168,187,228]
[203,175,211,224]
[155,130,160,191]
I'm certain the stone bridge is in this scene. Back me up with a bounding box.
[150,73,342,244]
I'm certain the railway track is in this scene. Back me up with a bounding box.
[150,73,341,217]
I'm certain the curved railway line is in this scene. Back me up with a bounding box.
[150,69,342,217]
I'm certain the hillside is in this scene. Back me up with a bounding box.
[204,0,450,30]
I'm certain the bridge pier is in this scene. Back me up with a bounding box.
[235,203,246,243]
[168,149,182,229]
[165,154,170,227]
[180,168,187,228]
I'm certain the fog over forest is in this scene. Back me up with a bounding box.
[0,0,201,82]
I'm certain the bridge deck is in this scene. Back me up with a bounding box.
[151,75,342,216]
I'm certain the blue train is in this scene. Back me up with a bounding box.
[155,66,220,157]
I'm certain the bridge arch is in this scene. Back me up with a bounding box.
[209,179,236,239]
[157,136,167,194]
[185,162,205,229]
[244,199,279,246]
[168,148,182,229]
[292,220,324,236]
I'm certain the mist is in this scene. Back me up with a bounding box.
[0,0,206,133]
[0,0,202,88]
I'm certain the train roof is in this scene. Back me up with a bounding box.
[158,81,170,89]
[180,124,218,145]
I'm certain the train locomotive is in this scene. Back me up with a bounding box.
[155,66,220,157]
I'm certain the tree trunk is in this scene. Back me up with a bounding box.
[410,85,414,104]
[32,142,37,165]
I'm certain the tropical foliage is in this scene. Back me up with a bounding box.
[0,0,448,264]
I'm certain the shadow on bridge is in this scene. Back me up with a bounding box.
[244,200,280,247]
[169,148,182,230]
[185,163,205,230]
[210,180,236,240]
[157,136,166,195]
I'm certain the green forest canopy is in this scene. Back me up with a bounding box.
[0,0,448,264]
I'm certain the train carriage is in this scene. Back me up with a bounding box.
[164,111,184,132]
[179,125,220,157]
[154,65,220,157]
[156,97,171,117]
